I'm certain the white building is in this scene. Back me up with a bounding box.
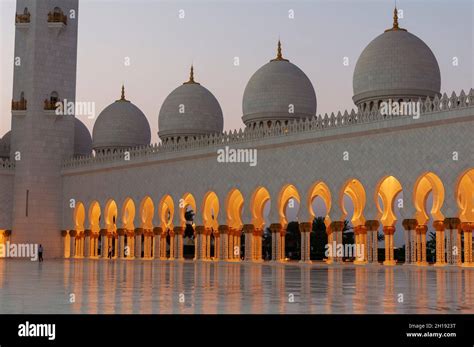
[0,1,473,267]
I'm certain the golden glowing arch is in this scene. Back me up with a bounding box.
[341,179,366,226]
[140,196,155,229]
[202,191,219,229]
[413,172,445,224]
[180,193,196,227]
[250,186,271,229]
[158,195,174,229]
[119,198,133,231]
[308,181,332,225]
[278,184,301,226]
[456,168,474,222]
[376,176,403,227]
[74,202,86,232]
[88,201,101,233]
[226,189,244,229]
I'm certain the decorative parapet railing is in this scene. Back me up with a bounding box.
[44,99,60,111]
[11,98,27,111]
[47,10,67,25]
[63,89,474,170]
[15,8,31,24]
[0,159,15,170]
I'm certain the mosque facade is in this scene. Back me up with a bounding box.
[0,0,473,267]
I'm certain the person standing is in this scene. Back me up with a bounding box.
[38,244,43,262]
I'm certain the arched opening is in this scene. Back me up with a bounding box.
[226,189,244,259]
[376,176,403,265]
[202,191,219,259]
[104,200,119,258]
[140,196,154,258]
[278,184,301,260]
[250,186,271,260]
[159,195,174,258]
[88,201,101,257]
[73,202,85,257]
[181,193,196,259]
[308,182,331,261]
[456,169,474,265]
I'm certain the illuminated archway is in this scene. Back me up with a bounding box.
[413,172,445,225]
[278,184,301,226]
[158,195,174,229]
[457,169,474,222]
[88,201,101,234]
[180,193,196,227]
[104,200,118,232]
[202,191,219,230]
[308,182,332,225]
[340,179,366,226]
[140,196,154,229]
[74,202,86,232]
[250,187,271,229]
[376,176,403,227]
[226,189,244,229]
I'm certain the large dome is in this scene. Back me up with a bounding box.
[353,9,441,107]
[242,41,316,127]
[158,66,223,142]
[0,131,11,159]
[92,87,151,152]
[74,118,92,157]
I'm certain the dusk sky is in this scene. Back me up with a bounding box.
[0,0,472,246]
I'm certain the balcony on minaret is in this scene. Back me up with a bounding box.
[47,7,67,34]
[15,7,30,29]
[11,96,27,116]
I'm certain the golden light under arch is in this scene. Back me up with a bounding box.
[226,189,244,229]
[278,184,301,226]
[250,186,271,229]
[456,168,474,222]
[74,202,86,232]
[140,196,154,229]
[88,201,101,233]
[119,198,133,231]
[180,193,196,227]
[376,176,403,227]
[202,191,219,229]
[413,172,445,224]
[158,195,174,229]
[308,181,332,225]
[340,178,366,226]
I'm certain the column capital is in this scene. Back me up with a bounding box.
[270,223,282,233]
[365,220,380,231]
[444,217,461,229]
[329,221,344,233]
[84,229,92,237]
[153,226,163,235]
[134,227,144,235]
[402,218,418,231]
[353,225,367,234]
[70,230,77,237]
[60,230,68,237]
[116,228,126,236]
[195,225,206,234]
[416,225,428,234]
[461,222,473,232]
[299,222,311,233]
[173,226,185,235]
[382,225,395,235]
[243,224,255,233]
[433,220,445,231]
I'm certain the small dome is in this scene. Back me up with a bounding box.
[92,86,151,152]
[353,9,441,107]
[74,118,92,157]
[242,41,316,127]
[158,66,223,142]
[0,131,11,159]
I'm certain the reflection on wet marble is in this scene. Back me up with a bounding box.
[0,259,473,314]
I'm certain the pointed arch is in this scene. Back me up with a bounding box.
[202,191,219,229]
[180,193,196,227]
[250,186,271,229]
[413,172,445,224]
[278,184,301,226]
[88,201,101,233]
[340,179,366,226]
[456,168,474,222]
[139,196,155,229]
[226,189,244,229]
[375,176,403,227]
[74,202,86,232]
[158,195,174,229]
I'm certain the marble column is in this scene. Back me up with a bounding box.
[168,229,175,259]
[60,230,68,258]
[253,228,263,262]
[153,227,162,260]
[174,226,184,260]
[433,220,445,266]
[270,223,282,261]
[134,228,143,259]
[382,226,396,266]
[462,222,473,267]
[194,226,204,260]
[99,229,108,258]
[299,222,311,263]
[444,218,461,265]
[416,225,428,266]
[243,224,255,261]
[218,225,229,261]
[329,221,344,264]
[402,219,417,264]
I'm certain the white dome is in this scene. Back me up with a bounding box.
[158,68,223,141]
[353,12,441,107]
[0,131,11,159]
[74,118,92,157]
[92,87,151,152]
[242,42,316,127]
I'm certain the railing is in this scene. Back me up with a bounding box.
[11,98,27,110]
[15,10,30,24]
[44,99,60,111]
[62,89,474,169]
[47,11,67,25]
[0,159,15,170]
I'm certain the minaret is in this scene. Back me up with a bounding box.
[10,0,79,258]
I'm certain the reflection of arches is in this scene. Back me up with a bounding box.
[308,182,331,223]
[159,195,174,229]
[456,168,474,222]
[376,176,403,226]
[202,191,219,229]
[180,193,196,227]
[341,179,366,226]
[226,189,244,229]
[74,202,86,232]
[119,199,134,231]
[88,201,101,233]
[278,184,300,226]
[140,196,154,229]
[250,187,271,229]
[413,172,445,224]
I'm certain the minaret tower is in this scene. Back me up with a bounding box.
[10,0,79,257]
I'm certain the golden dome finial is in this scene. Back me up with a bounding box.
[120,84,126,100]
[184,64,200,85]
[271,39,289,62]
[385,6,407,32]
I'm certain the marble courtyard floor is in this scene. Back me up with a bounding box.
[0,259,472,314]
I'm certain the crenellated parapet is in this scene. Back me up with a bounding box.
[62,89,474,170]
